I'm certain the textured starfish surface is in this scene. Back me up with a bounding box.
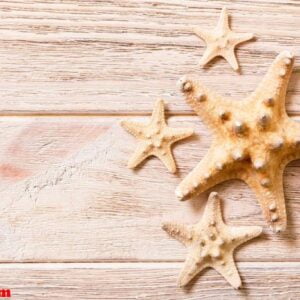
[193,7,253,71]
[162,192,262,289]
[176,51,300,232]
[121,99,194,173]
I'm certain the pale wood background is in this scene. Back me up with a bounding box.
[0,0,299,299]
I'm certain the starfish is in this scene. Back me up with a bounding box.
[121,99,194,173]
[193,7,254,71]
[162,192,262,289]
[176,51,300,233]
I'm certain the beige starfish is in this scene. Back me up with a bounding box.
[163,192,262,289]
[176,51,300,233]
[121,99,194,173]
[193,7,254,71]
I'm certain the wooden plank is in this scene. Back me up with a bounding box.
[0,116,298,261]
[0,0,299,114]
[0,262,299,299]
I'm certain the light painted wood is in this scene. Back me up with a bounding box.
[0,116,298,261]
[0,0,299,114]
[0,0,299,297]
[0,262,298,299]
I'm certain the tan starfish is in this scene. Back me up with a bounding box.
[193,7,254,71]
[176,51,300,233]
[163,192,262,289]
[121,99,194,173]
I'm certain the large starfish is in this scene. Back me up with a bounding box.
[176,51,300,232]
[163,192,262,289]
[121,99,194,173]
[193,7,254,71]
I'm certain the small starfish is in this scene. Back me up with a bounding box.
[121,99,194,173]
[176,51,300,233]
[193,7,254,71]
[162,192,262,289]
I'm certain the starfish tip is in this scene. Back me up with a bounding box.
[175,187,185,201]
[198,59,208,67]
[170,167,177,174]
[127,162,136,169]
[233,281,242,290]
[156,98,164,105]
[177,76,193,93]
[177,276,189,288]
[271,223,286,234]
[209,191,219,199]
[233,64,240,71]
[253,226,263,237]
[186,128,195,137]
[221,6,228,14]
[161,223,168,231]
[281,50,293,59]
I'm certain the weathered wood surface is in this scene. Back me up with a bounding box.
[0,0,299,298]
[0,117,298,262]
[0,0,299,114]
[0,263,298,299]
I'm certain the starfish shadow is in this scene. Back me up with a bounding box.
[285,65,299,112]
[280,160,299,243]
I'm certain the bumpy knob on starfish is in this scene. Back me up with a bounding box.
[176,51,300,233]
[193,7,254,71]
[121,99,194,173]
[162,192,262,289]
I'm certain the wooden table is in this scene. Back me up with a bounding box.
[0,1,299,299]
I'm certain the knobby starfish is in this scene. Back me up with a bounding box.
[193,7,254,71]
[176,51,300,232]
[163,192,262,289]
[121,99,194,173]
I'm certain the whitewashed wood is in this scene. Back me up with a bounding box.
[0,0,299,114]
[0,116,298,261]
[0,262,299,299]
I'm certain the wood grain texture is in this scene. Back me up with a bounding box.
[0,263,298,299]
[0,0,299,114]
[0,116,298,262]
[0,0,299,298]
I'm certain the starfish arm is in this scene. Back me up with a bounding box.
[165,127,194,143]
[246,170,287,232]
[178,76,233,131]
[213,255,242,289]
[230,32,254,45]
[175,145,235,200]
[247,51,294,113]
[223,49,239,71]
[199,47,218,67]
[150,99,166,125]
[121,120,144,138]
[193,27,214,43]
[127,143,151,169]
[201,192,224,224]
[227,225,262,247]
[162,222,192,246]
[178,255,206,287]
[156,147,177,173]
[216,7,230,33]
